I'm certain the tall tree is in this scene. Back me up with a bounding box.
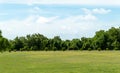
[0,30,10,52]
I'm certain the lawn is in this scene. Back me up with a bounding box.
[0,51,120,73]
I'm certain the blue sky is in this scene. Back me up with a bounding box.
[0,0,120,40]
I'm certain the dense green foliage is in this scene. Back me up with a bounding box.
[0,27,120,52]
[0,30,10,52]
[0,51,120,73]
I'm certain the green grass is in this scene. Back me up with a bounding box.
[0,51,120,73]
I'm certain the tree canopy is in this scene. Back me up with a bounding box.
[0,27,120,52]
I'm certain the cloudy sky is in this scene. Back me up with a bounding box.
[0,0,120,40]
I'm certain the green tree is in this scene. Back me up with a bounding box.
[92,30,107,50]
[81,37,91,50]
[69,39,82,50]
[52,36,62,50]
[0,30,10,52]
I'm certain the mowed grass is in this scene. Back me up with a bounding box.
[0,51,120,73]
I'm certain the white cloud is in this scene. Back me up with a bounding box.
[36,17,50,24]
[92,8,111,14]
[0,13,118,40]
[79,14,97,21]
[0,0,120,6]
[0,7,112,39]
[82,8,92,14]
[0,14,99,39]
[0,15,59,39]
[36,16,58,24]
[82,8,111,15]
[64,14,97,22]
[29,6,42,14]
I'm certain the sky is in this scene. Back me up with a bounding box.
[0,0,120,40]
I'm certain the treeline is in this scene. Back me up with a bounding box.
[0,27,120,52]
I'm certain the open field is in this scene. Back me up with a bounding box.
[0,51,120,73]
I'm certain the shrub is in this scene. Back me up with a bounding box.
[62,47,66,51]
[106,48,109,50]
[88,48,92,51]
[80,48,83,51]
[53,47,57,51]
[97,48,101,51]
[114,47,119,50]
[45,47,48,51]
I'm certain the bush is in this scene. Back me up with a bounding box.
[80,47,84,50]
[62,47,66,51]
[45,47,48,51]
[8,49,12,52]
[20,48,23,51]
[106,48,109,50]
[114,47,119,50]
[88,48,92,51]
[97,48,101,51]
[53,47,57,51]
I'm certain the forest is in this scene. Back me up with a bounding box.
[0,27,120,52]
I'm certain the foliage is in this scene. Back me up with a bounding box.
[0,27,120,52]
[0,31,10,52]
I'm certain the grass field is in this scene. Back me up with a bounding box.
[0,51,120,73]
